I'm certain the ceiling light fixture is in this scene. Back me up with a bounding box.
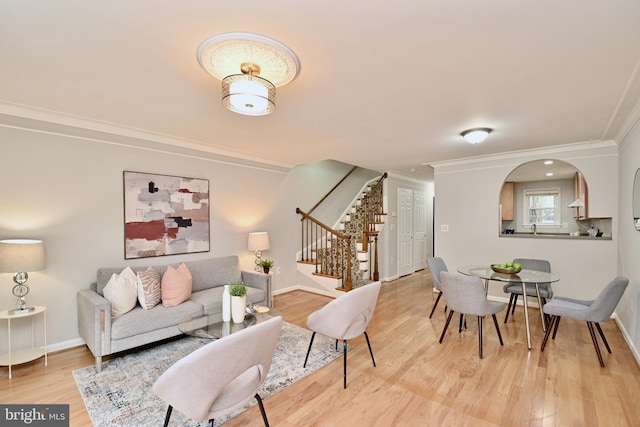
[461,127,492,144]
[197,32,301,116]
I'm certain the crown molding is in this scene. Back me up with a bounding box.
[0,101,295,173]
[427,140,618,170]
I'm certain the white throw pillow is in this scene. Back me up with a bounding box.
[137,267,161,309]
[103,266,138,318]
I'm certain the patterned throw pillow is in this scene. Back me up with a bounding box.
[137,267,161,309]
[161,263,193,307]
[103,267,138,318]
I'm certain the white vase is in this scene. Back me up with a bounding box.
[222,285,231,322]
[231,295,246,323]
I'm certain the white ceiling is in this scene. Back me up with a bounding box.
[2,1,640,180]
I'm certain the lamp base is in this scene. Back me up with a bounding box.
[8,306,35,315]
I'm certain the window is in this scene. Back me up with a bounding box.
[523,188,561,225]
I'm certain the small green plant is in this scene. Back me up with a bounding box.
[259,259,274,269]
[229,281,247,297]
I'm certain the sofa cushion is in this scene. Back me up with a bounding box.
[110,300,202,340]
[103,267,138,318]
[137,267,161,309]
[186,256,242,292]
[162,263,192,307]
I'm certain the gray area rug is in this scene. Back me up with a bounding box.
[73,321,342,426]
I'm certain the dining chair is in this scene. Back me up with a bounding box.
[303,281,381,389]
[152,316,283,427]
[438,272,506,359]
[426,257,448,318]
[503,258,553,323]
[541,276,628,367]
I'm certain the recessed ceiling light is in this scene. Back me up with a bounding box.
[461,128,492,144]
[546,172,554,177]
[544,160,554,165]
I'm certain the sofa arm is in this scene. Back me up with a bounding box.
[241,270,272,307]
[77,288,113,370]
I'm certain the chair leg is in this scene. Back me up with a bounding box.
[163,405,173,427]
[587,322,606,367]
[459,313,467,332]
[541,315,557,352]
[492,314,504,345]
[364,331,376,367]
[595,322,612,353]
[478,316,483,359]
[504,294,515,323]
[343,340,348,389]
[552,315,561,339]
[255,393,270,427]
[429,291,443,319]
[439,310,455,343]
[512,294,519,314]
[303,332,316,368]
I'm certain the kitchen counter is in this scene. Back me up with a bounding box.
[500,232,611,240]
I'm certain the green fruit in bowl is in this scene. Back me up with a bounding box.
[513,263,522,270]
[506,262,513,267]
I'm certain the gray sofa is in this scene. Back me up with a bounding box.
[77,255,271,371]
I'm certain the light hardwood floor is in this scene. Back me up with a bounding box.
[2,270,640,426]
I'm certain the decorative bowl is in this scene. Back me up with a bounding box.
[491,264,522,274]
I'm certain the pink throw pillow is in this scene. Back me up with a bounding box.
[161,263,193,307]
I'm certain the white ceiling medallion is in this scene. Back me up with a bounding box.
[197,32,301,116]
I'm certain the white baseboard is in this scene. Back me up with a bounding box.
[613,313,640,369]
[48,337,85,353]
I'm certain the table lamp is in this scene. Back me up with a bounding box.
[248,232,270,272]
[0,239,46,315]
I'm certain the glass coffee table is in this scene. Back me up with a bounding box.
[179,306,282,339]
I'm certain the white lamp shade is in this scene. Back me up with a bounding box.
[0,239,46,273]
[222,74,275,116]
[568,199,585,208]
[248,232,270,251]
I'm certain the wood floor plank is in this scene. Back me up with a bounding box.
[1,269,639,426]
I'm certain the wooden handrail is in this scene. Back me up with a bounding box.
[307,166,358,216]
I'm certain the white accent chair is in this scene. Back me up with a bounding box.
[153,316,283,426]
[303,281,382,389]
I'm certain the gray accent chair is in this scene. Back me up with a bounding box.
[438,272,506,359]
[303,281,382,389]
[426,257,448,318]
[503,258,553,323]
[153,316,283,427]
[541,276,628,367]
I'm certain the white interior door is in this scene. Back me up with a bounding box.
[398,188,414,276]
[413,192,427,271]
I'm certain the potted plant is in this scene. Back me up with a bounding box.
[259,258,274,274]
[229,281,248,323]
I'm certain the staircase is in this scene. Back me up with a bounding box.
[296,173,387,295]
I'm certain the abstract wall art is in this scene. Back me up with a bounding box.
[123,171,210,259]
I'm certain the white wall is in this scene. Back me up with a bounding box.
[0,125,295,352]
[617,117,640,350]
[432,142,620,307]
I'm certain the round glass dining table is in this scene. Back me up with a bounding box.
[457,265,560,350]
